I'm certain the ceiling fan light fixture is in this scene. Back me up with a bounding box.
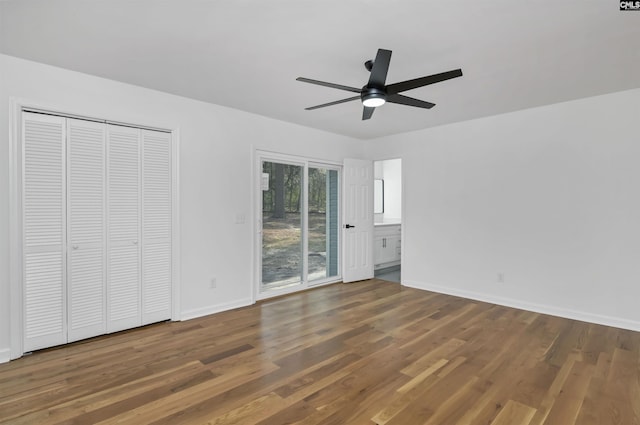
[361,88,386,108]
[362,96,386,107]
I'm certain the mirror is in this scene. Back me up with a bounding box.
[374,179,384,213]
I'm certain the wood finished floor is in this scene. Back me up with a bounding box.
[1,279,639,425]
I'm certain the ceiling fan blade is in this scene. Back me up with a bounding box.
[304,96,361,110]
[386,94,436,109]
[362,106,375,120]
[296,77,362,93]
[386,69,463,95]
[367,49,392,87]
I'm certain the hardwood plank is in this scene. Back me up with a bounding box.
[529,352,583,425]
[371,359,450,424]
[541,360,594,425]
[400,338,465,377]
[384,362,482,425]
[490,400,537,425]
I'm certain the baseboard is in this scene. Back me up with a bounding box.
[0,348,10,364]
[403,280,640,333]
[180,298,254,321]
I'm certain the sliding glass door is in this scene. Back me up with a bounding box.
[308,166,339,282]
[259,154,340,296]
[261,161,303,289]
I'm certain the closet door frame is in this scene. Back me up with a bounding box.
[8,100,181,360]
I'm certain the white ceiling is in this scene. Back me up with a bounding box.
[1,0,638,139]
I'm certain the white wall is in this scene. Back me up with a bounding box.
[366,88,640,331]
[0,54,364,360]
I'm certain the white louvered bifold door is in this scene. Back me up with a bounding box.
[107,124,142,332]
[22,113,67,352]
[22,113,173,352]
[66,118,107,342]
[141,129,172,324]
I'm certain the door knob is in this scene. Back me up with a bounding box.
[345,224,355,229]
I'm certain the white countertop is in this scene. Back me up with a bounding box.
[374,220,401,227]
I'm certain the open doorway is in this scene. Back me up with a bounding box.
[373,158,402,283]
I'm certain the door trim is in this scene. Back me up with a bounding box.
[9,99,181,360]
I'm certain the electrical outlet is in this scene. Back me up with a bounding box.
[497,273,504,283]
[210,277,217,289]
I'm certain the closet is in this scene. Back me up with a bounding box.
[22,111,173,352]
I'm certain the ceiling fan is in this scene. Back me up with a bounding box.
[296,48,463,120]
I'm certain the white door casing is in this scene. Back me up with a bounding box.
[342,159,374,283]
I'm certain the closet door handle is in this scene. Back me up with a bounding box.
[72,245,79,250]
[132,240,138,245]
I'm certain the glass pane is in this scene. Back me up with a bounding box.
[308,167,339,281]
[262,161,303,289]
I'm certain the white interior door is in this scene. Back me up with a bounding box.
[107,124,141,332]
[141,129,172,324]
[342,158,374,283]
[66,118,106,342]
[22,113,67,352]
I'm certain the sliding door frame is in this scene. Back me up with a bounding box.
[254,150,342,301]
[8,99,181,360]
